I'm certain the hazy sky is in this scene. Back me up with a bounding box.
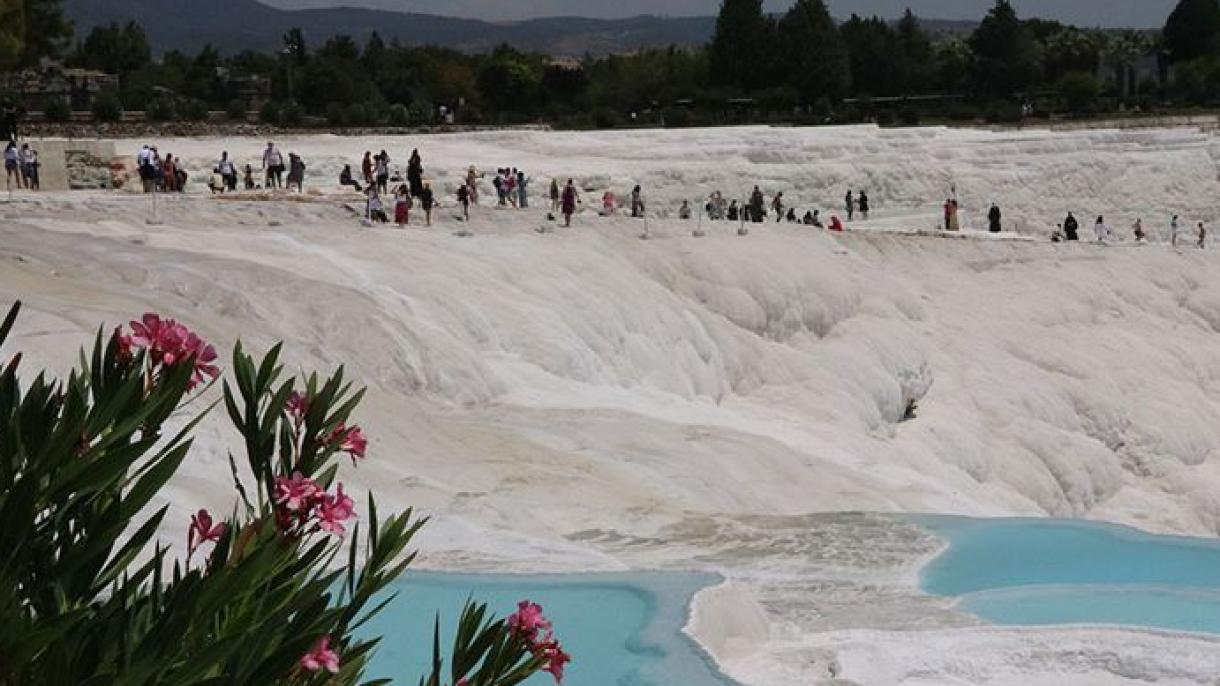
[261,0,1176,27]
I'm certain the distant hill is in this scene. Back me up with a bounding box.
[61,0,983,57]
[915,18,978,39]
[61,0,717,56]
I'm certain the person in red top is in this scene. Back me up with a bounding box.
[162,154,177,192]
[829,215,844,232]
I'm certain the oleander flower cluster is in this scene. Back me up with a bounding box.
[274,472,355,536]
[119,313,219,389]
[507,601,571,683]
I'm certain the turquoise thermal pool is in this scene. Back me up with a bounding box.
[918,516,1220,634]
[353,571,735,685]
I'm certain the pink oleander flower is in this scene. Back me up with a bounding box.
[456,679,470,686]
[181,331,219,389]
[507,601,551,643]
[285,391,309,421]
[325,422,368,466]
[187,508,227,556]
[299,636,340,674]
[316,483,355,535]
[274,471,321,512]
[115,328,135,364]
[538,639,571,683]
[127,313,219,389]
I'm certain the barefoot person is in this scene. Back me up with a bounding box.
[394,184,411,227]
[517,170,529,209]
[456,183,470,221]
[263,141,284,189]
[466,166,481,205]
[286,153,306,192]
[420,182,435,226]
[561,179,579,227]
[1094,216,1110,243]
[366,186,388,223]
[4,140,19,190]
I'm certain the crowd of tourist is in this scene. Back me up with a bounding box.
[3,135,1210,251]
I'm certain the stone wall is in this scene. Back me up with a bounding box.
[21,139,117,191]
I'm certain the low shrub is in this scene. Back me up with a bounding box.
[227,98,250,121]
[43,98,71,123]
[91,90,123,123]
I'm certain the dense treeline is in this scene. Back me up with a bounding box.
[9,0,1220,127]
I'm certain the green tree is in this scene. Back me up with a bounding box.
[1172,55,1220,103]
[969,0,1042,95]
[935,39,972,92]
[90,89,123,122]
[183,44,224,103]
[476,47,542,117]
[841,14,895,96]
[0,0,24,71]
[1040,26,1101,83]
[776,0,849,101]
[282,27,308,65]
[709,0,770,90]
[895,9,935,94]
[73,21,151,76]
[298,36,380,112]
[360,31,386,78]
[17,0,72,67]
[1057,70,1101,114]
[1164,0,1220,62]
[541,63,588,104]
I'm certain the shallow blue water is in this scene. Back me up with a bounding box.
[917,515,1220,633]
[352,571,735,685]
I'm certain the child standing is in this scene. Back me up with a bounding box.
[457,184,470,221]
[394,185,411,227]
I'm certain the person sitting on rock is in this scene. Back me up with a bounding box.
[340,164,362,192]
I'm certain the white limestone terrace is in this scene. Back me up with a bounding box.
[5,124,1220,683]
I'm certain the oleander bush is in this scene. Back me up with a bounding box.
[0,301,568,686]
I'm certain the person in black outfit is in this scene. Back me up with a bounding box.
[857,190,869,219]
[407,149,423,198]
[420,182,435,226]
[749,186,765,223]
[1063,212,1079,241]
[340,164,362,192]
[988,203,1002,233]
[2,101,18,143]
